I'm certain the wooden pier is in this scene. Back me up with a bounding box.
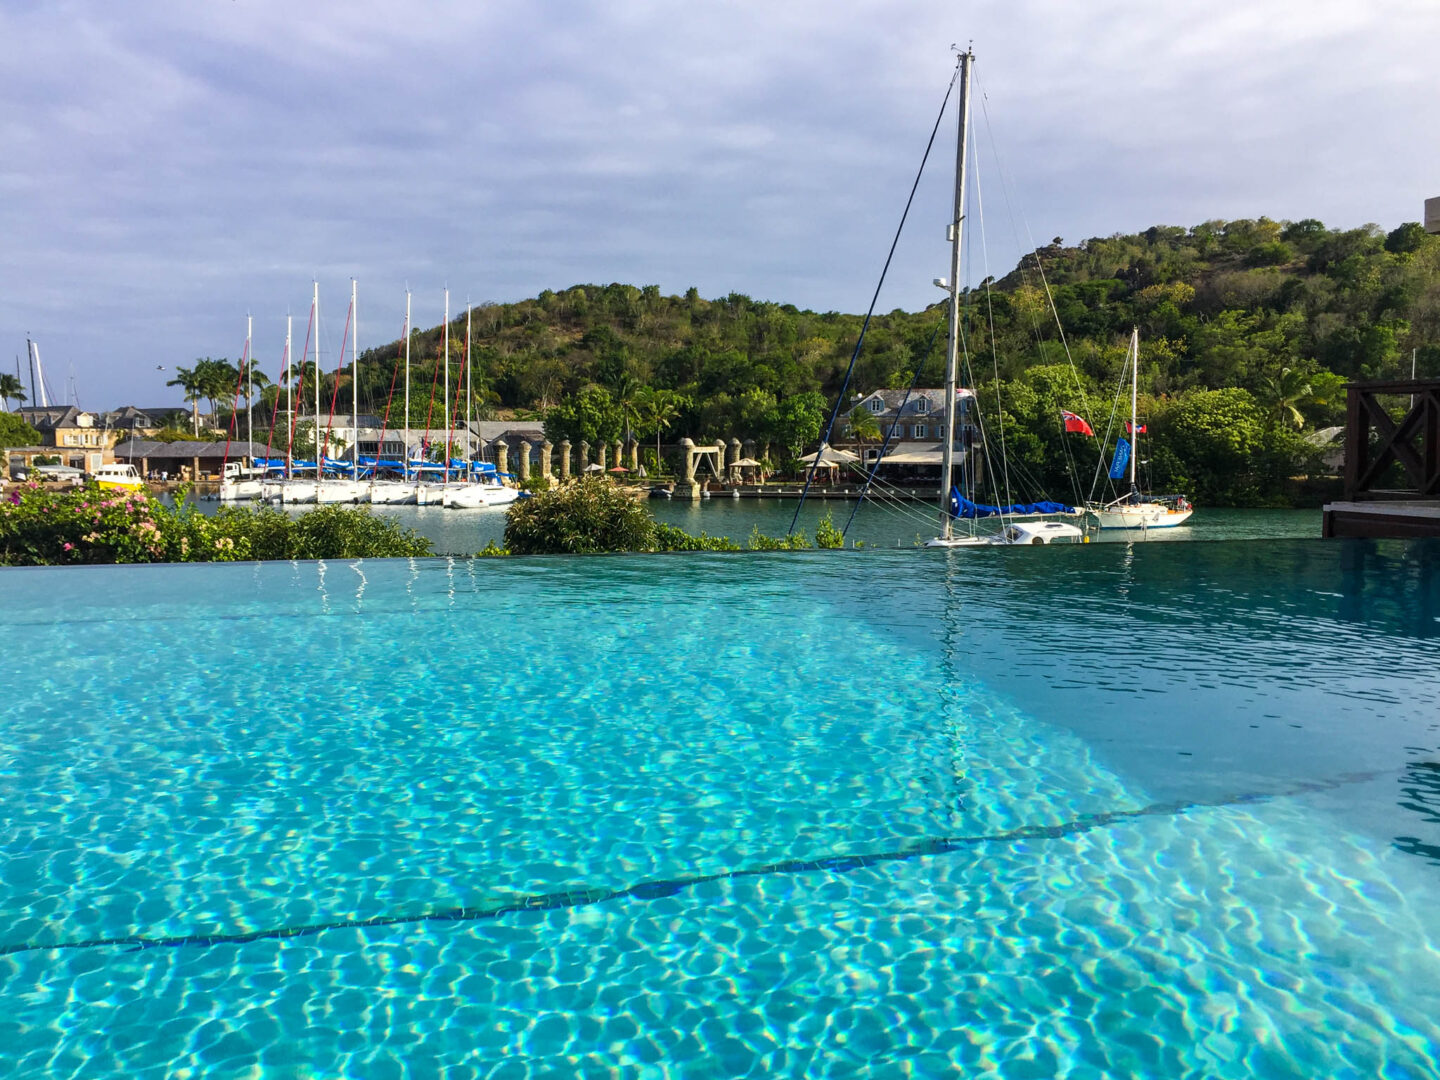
[1322,378,1440,539]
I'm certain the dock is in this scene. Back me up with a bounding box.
[1322,378,1440,539]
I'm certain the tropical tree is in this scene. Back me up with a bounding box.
[635,387,684,467]
[1256,366,1313,429]
[0,412,40,447]
[0,373,25,411]
[165,364,208,436]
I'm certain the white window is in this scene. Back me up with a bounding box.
[937,424,947,439]
[916,398,928,413]
[913,424,927,439]
[868,397,883,413]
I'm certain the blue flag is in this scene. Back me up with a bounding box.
[1109,437,1131,480]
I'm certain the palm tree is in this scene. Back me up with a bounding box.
[1258,366,1313,429]
[165,364,207,436]
[0,373,25,411]
[636,387,683,471]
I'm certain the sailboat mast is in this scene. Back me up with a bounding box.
[284,315,293,474]
[351,279,359,482]
[312,281,320,464]
[244,314,253,455]
[443,288,450,490]
[1129,326,1139,495]
[404,290,411,471]
[466,302,473,467]
[939,49,973,540]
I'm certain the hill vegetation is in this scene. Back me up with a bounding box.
[223,217,1438,506]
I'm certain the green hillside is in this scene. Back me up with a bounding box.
[229,217,1438,506]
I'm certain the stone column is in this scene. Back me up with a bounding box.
[540,440,553,479]
[559,440,572,481]
[627,438,639,473]
[613,442,624,472]
[518,439,531,483]
[678,437,700,499]
[597,442,607,471]
[495,440,509,478]
[728,437,742,482]
[578,441,590,477]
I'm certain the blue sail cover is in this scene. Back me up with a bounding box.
[1109,437,1131,480]
[949,489,1074,519]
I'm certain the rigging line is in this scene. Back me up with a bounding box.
[320,299,353,468]
[841,319,945,538]
[789,66,959,537]
[264,333,289,462]
[971,130,1016,512]
[221,331,250,470]
[974,73,1088,412]
[372,311,408,479]
[1089,341,1132,504]
[286,304,316,466]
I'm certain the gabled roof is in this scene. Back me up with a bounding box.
[850,389,949,417]
[18,405,95,429]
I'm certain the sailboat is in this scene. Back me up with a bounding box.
[1086,328,1194,530]
[444,301,521,509]
[924,50,1083,548]
[315,280,368,504]
[369,291,420,504]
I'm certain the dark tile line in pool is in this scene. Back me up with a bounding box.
[0,770,1384,961]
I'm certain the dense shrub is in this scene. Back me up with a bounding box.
[0,483,431,566]
[502,476,827,554]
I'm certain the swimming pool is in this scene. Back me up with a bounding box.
[1,539,1437,1077]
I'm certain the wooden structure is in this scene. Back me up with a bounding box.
[1323,378,1440,538]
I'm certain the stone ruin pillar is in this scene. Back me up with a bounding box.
[518,439,531,483]
[559,439,572,481]
[678,437,700,500]
[597,441,607,472]
[495,440,509,478]
[728,437,742,482]
[578,441,590,477]
[627,438,639,473]
[541,440,554,480]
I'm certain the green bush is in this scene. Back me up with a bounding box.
[0,483,431,566]
[747,525,811,550]
[814,511,843,549]
[504,476,660,554]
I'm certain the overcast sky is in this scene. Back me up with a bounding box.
[3,0,1437,409]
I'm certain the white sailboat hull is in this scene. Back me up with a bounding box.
[279,480,318,505]
[219,480,265,501]
[368,481,417,505]
[1089,505,1193,530]
[316,480,369,504]
[443,483,521,509]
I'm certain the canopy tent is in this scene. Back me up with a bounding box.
[733,457,763,467]
[796,444,859,466]
[873,442,946,465]
[583,463,606,473]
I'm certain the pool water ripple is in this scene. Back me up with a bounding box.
[1,540,1439,1078]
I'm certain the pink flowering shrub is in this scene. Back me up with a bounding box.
[0,483,430,565]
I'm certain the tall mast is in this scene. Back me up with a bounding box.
[443,288,450,490]
[466,302,473,466]
[244,314,253,455]
[939,49,973,540]
[351,278,359,481]
[284,315,293,474]
[404,290,411,471]
[1129,327,1139,495]
[312,281,320,463]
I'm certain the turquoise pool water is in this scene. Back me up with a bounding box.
[1,539,1438,1077]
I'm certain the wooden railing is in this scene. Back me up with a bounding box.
[1344,379,1440,500]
